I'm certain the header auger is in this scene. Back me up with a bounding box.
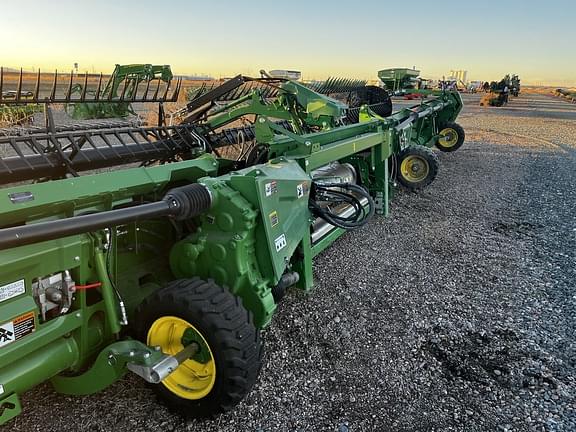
[0,67,465,425]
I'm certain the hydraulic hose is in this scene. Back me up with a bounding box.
[309,182,375,230]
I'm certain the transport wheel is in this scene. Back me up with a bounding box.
[136,278,263,418]
[436,122,465,152]
[396,146,439,190]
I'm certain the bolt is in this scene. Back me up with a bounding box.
[129,350,135,357]
[259,117,266,123]
[75,312,81,318]
[305,141,311,147]
[74,256,80,262]
[154,346,161,351]
[144,352,151,359]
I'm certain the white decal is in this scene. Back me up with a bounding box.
[0,321,15,348]
[274,234,287,252]
[0,279,25,303]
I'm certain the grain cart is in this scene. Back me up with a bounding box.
[0,72,464,425]
[378,68,421,94]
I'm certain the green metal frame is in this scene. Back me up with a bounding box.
[66,64,174,120]
[0,78,464,425]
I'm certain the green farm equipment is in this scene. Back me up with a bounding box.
[480,74,520,107]
[0,71,464,425]
[510,74,521,97]
[378,68,421,94]
[554,88,575,103]
[65,64,176,119]
[306,77,393,121]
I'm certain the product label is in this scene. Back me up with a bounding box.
[0,311,35,348]
[0,279,25,303]
[265,181,278,197]
[296,182,309,199]
[274,234,287,252]
[269,211,279,227]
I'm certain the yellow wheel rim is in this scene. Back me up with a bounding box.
[400,155,429,183]
[147,316,216,399]
[438,127,459,148]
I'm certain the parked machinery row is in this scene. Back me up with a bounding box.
[0,68,465,424]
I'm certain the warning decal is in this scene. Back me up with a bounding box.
[265,181,278,197]
[296,182,309,199]
[269,211,279,227]
[274,234,287,252]
[0,311,35,348]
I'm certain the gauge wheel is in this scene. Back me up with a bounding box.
[436,122,465,152]
[396,145,439,190]
[136,278,263,418]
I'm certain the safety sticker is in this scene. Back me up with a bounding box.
[0,311,35,348]
[265,181,278,197]
[274,234,287,252]
[296,182,309,199]
[269,211,279,227]
[0,279,25,303]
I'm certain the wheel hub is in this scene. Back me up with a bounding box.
[400,155,429,182]
[438,127,458,147]
[147,316,216,400]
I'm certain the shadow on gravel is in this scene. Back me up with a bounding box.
[492,221,544,237]
[423,324,566,393]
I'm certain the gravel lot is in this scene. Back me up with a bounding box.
[5,93,576,432]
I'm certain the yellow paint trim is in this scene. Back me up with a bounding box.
[438,127,459,147]
[400,155,429,182]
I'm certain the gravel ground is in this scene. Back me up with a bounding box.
[5,93,576,432]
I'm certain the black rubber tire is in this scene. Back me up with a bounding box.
[396,145,439,190]
[435,122,465,152]
[135,278,263,418]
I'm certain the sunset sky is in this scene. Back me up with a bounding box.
[1,0,574,86]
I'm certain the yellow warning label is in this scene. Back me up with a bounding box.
[269,210,279,227]
[0,311,35,348]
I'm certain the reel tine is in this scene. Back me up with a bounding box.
[162,77,171,100]
[34,69,41,100]
[16,68,23,102]
[65,70,73,101]
[174,77,183,101]
[108,74,116,101]
[50,70,58,101]
[81,72,88,101]
[152,78,161,100]
[119,78,129,101]
[143,75,151,100]
[0,67,3,103]
[95,73,103,101]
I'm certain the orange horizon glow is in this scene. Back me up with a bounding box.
[1,0,574,87]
